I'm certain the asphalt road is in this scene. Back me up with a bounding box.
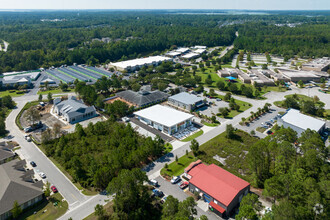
[3,84,328,219]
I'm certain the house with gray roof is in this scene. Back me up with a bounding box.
[53,96,96,124]
[0,142,16,165]
[116,89,169,108]
[168,92,205,111]
[0,159,43,220]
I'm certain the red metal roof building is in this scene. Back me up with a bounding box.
[185,162,250,217]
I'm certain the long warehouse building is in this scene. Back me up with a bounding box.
[109,56,172,72]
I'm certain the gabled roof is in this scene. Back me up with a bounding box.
[188,163,250,207]
[55,96,96,117]
[0,159,43,215]
[116,90,169,107]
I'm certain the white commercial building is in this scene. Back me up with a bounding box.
[182,52,200,60]
[277,109,326,137]
[134,104,194,135]
[109,56,172,72]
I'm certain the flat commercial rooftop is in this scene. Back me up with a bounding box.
[281,109,325,132]
[182,52,199,59]
[176,47,190,53]
[134,104,194,127]
[169,92,203,105]
[110,56,172,69]
[279,69,320,78]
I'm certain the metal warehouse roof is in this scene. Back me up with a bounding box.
[281,108,325,132]
[188,163,250,207]
[110,56,172,69]
[169,92,203,105]
[134,104,194,127]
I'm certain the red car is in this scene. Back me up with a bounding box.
[179,181,189,189]
[51,186,58,193]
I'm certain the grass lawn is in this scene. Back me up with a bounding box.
[202,121,220,127]
[197,130,258,183]
[181,130,204,142]
[256,127,267,133]
[164,143,173,154]
[326,109,330,120]
[37,88,74,95]
[211,94,252,118]
[160,153,197,178]
[84,201,114,220]
[0,90,25,97]
[18,193,68,220]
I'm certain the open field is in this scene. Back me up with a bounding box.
[197,130,258,183]
[37,88,75,95]
[160,153,196,178]
[0,90,25,97]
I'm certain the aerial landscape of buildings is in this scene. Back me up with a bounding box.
[0,4,329,220]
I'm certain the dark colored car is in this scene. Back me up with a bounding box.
[267,130,273,135]
[51,186,58,193]
[30,161,36,167]
[152,189,164,198]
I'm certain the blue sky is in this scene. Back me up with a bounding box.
[0,0,329,10]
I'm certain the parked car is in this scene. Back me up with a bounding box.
[267,130,273,135]
[216,98,222,101]
[30,161,36,167]
[24,121,43,133]
[38,172,46,179]
[152,189,164,198]
[24,134,31,142]
[178,181,189,189]
[171,176,181,184]
[149,179,159,187]
[24,127,32,133]
[160,196,167,204]
[51,186,58,193]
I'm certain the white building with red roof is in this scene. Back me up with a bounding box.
[185,161,250,217]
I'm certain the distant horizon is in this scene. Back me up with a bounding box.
[1,0,329,11]
[0,9,329,11]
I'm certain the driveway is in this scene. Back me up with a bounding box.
[155,176,222,220]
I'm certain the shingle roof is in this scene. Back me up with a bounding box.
[188,164,250,207]
[169,92,203,105]
[55,96,96,117]
[116,90,169,107]
[0,159,43,215]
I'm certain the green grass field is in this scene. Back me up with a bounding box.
[0,90,25,97]
[202,121,220,127]
[18,193,68,220]
[160,154,197,177]
[181,130,204,142]
[37,88,74,95]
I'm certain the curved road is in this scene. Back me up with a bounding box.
[4,85,328,219]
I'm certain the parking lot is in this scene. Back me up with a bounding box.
[196,98,229,123]
[236,106,282,137]
[154,176,222,220]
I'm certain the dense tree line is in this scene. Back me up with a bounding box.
[244,127,329,219]
[234,22,330,58]
[0,12,236,73]
[0,95,15,136]
[94,168,202,220]
[282,94,326,117]
[43,120,164,189]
